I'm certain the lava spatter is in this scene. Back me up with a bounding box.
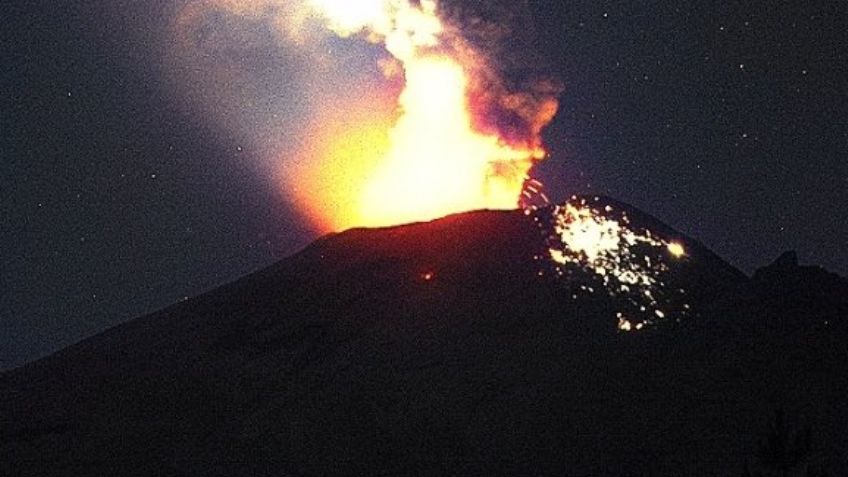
[527,195,691,331]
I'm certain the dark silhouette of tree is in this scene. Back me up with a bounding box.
[744,410,829,477]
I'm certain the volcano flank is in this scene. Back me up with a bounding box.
[1,197,846,476]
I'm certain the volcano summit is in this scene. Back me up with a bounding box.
[1,198,846,476]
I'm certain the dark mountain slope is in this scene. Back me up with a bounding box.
[1,198,845,476]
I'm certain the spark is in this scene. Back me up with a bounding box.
[667,241,685,258]
[530,196,691,331]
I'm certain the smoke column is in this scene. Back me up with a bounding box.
[170,0,562,230]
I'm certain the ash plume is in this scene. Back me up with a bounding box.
[438,0,564,151]
[168,0,564,229]
[173,0,562,154]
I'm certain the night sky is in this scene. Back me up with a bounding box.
[2,0,846,370]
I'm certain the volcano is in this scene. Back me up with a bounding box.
[2,197,846,476]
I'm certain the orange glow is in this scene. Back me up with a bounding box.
[421,271,435,281]
[292,0,547,231]
[288,102,393,232]
[173,0,558,232]
[358,56,542,228]
[297,55,543,231]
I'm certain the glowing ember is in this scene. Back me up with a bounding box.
[667,241,686,258]
[301,0,550,230]
[529,196,691,331]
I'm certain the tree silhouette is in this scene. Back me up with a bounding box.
[744,410,828,477]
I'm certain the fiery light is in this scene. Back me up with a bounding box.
[667,241,686,258]
[530,196,691,331]
[174,0,557,231]
[358,56,542,227]
[175,0,695,332]
[291,110,393,231]
[300,0,549,230]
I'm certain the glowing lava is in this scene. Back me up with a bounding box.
[297,0,548,231]
[359,56,543,228]
[530,196,691,331]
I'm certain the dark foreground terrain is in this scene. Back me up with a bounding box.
[2,197,846,476]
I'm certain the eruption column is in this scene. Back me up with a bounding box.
[299,0,551,229]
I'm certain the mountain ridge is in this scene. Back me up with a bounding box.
[1,196,845,476]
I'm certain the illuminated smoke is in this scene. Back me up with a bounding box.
[298,0,560,229]
[171,1,689,331]
[172,0,561,231]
